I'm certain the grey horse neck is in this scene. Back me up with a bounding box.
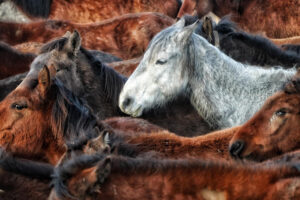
[188,34,296,129]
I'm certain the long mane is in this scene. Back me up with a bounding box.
[50,78,104,142]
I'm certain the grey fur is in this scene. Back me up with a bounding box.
[119,19,296,129]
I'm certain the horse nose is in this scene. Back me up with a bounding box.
[229,140,245,159]
[122,97,133,110]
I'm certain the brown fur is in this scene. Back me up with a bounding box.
[0,42,35,79]
[17,0,181,23]
[0,67,68,164]
[177,0,300,38]
[104,117,165,135]
[14,42,44,54]
[68,122,238,161]
[230,77,300,161]
[107,57,141,77]
[48,0,181,23]
[0,12,174,59]
[0,171,50,200]
[270,36,300,46]
[49,154,300,200]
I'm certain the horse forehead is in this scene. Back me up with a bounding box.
[30,53,51,71]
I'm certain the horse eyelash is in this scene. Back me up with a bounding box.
[156,59,167,65]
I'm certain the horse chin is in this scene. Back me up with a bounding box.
[122,104,143,117]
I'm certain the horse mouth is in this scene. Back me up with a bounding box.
[121,104,143,117]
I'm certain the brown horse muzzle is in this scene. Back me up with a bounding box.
[229,140,245,159]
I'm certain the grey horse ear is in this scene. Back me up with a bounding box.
[176,20,199,43]
[66,30,81,55]
[173,17,186,29]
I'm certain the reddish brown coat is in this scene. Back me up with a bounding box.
[0,12,174,59]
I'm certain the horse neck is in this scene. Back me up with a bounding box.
[188,34,295,128]
[100,157,293,199]
[127,128,235,160]
[78,51,127,119]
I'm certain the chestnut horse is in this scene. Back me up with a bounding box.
[0,42,35,79]
[0,66,107,164]
[229,76,300,161]
[49,153,300,200]
[0,12,174,59]
[177,0,300,38]
[12,0,181,22]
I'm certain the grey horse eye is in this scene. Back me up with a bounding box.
[156,59,167,65]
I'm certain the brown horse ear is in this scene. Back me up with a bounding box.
[84,129,111,154]
[66,30,81,55]
[96,157,111,184]
[202,16,215,45]
[38,65,51,99]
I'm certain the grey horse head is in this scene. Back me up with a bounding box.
[119,19,198,117]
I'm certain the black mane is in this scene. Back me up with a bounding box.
[212,17,300,68]
[51,78,105,142]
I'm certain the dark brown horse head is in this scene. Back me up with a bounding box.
[0,66,66,164]
[39,30,127,120]
[40,30,86,96]
[229,77,300,161]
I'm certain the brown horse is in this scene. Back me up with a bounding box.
[0,12,174,59]
[12,0,181,23]
[0,65,104,164]
[229,76,300,161]
[0,42,35,79]
[177,0,300,38]
[49,153,300,200]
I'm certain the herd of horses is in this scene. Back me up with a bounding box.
[0,0,300,199]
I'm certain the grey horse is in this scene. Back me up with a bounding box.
[119,18,296,129]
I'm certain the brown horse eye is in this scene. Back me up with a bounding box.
[275,109,287,117]
[12,104,28,110]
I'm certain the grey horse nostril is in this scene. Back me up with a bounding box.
[229,140,245,159]
[122,97,133,109]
